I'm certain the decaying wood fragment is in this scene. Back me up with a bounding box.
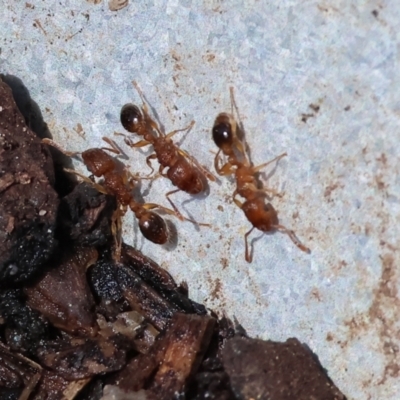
[222,336,346,400]
[0,78,58,283]
[113,312,215,399]
[25,246,98,336]
[37,335,127,380]
[0,342,42,399]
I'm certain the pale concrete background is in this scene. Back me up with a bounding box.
[1,1,400,398]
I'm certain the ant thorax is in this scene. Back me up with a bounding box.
[153,137,179,167]
[236,182,259,201]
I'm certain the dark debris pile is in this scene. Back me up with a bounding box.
[0,78,346,400]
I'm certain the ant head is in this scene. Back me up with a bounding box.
[138,211,168,244]
[212,113,234,150]
[120,104,143,134]
[81,148,114,177]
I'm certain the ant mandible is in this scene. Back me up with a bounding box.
[43,138,181,251]
[212,88,310,262]
[119,81,216,221]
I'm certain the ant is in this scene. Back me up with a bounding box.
[42,138,184,255]
[119,81,216,221]
[212,88,310,262]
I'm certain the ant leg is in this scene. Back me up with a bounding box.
[216,160,236,176]
[251,153,287,173]
[101,137,122,155]
[244,227,255,263]
[64,168,108,195]
[229,87,238,118]
[129,139,152,148]
[213,148,241,179]
[165,189,182,219]
[115,131,151,148]
[145,200,211,227]
[124,168,158,187]
[232,190,244,209]
[228,88,251,165]
[214,149,236,177]
[258,187,283,198]
[273,224,311,254]
[132,80,154,118]
[214,149,224,174]
[132,80,164,136]
[165,189,212,227]
[178,148,217,182]
[146,154,157,176]
[159,164,168,178]
[229,87,245,139]
[252,152,288,197]
[166,120,195,140]
[234,137,247,157]
[41,138,78,157]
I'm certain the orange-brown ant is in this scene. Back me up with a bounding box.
[42,138,184,250]
[212,88,310,262]
[119,81,216,220]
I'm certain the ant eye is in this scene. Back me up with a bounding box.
[120,104,143,133]
[212,114,233,149]
[139,212,168,244]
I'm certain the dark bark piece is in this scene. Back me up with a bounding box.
[59,182,116,247]
[0,78,59,283]
[110,320,179,392]
[25,246,98,337]
[122,244,207,316]
[0,388,23,400]
[101,385,149,399]
[37,336,126,380]
[121,244,182,291]
[74,377,104,400]
[0,342,41,396]
[189,371,234,400]
[147,313,216,399]
[90,245,207,330]
[187,317,236,400]
[117,264,179,331]
[90,259,179,331]
[111,352,159,393]
[222,336,346,400]
[0,289,49,355]
[31,370,89,400]
[89,260,124,302]
[112,313,215,398]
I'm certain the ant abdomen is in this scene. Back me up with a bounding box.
[167,158,205,194]
[138,211,169,244]
[241,198,279,232]
[120,104,144,134]
[212,113,234,149]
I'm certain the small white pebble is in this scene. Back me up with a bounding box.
[8,264,18,276]
[39,209,47,216]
